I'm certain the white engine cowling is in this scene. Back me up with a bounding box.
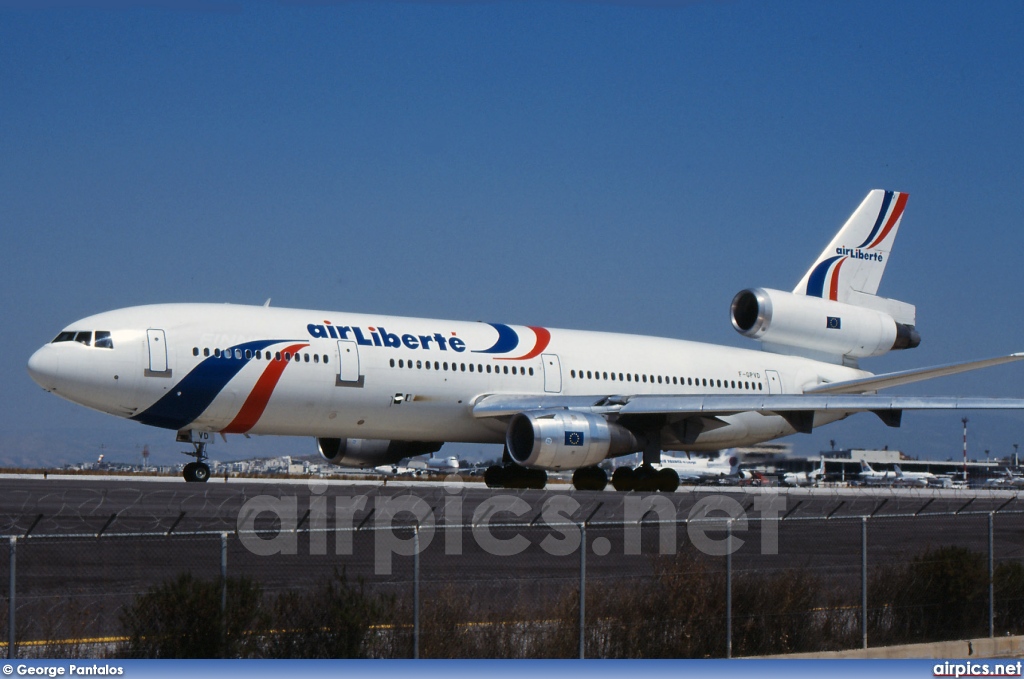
[731,288,920,359]
[317,438,442,468]
[506,410,641,470]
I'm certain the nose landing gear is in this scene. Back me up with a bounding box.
[181,440,211,483]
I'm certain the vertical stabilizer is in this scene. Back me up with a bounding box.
[794,190,909,302]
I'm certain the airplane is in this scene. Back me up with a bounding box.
[892,464,936,487]
[26,190,1024,491]
[781,456,827,487]
[650,450,742,488]
[983,469,1024,489]
[406,455,461,475]
[857,460,899,486]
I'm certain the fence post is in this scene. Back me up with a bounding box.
[861,516,868,650]
[221,532,228,615]
[413,525,420,659]
[579,522,586,660]
[726,519,732,659]
[989,512,995,638]
[7,537,14,660]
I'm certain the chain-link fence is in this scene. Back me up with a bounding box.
[2,487,1024,659]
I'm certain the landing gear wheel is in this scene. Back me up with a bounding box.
[612,466,635,492]
[484,464,547,490]
[192,463,210,483]
[612,465,678,492]
[631,464,660,492]
[657,468,680,493]
[572,466,608,491]
[179,435,212,483]
[484,465,506,488]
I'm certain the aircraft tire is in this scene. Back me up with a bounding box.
[484,465,505,488]
[182,463,197,482]
[193,463,210,483]
[632,465,659,493]
[611,466,635,492]
[526,468,547,490]
[657,468,680,493]
[572,466,608,491]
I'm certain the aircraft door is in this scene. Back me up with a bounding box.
[146,329,170,376]
[765,370,782,394]
[336,340,363,386]
[542,353,562,393]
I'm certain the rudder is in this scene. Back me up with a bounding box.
[794,190,909,302]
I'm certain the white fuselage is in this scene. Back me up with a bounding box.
[28,303,867,452]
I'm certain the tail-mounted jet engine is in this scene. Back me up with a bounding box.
[731,287,920,359]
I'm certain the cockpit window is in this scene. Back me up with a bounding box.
[52,331,76,343]
[94,331,113,349]
[74,331,92,346]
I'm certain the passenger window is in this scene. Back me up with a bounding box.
[603,372,608,380]
[74,331,92,346]
[245,350,253,360]
[529,367,534,376]
[323,355,328,364]
[94,331,113,349]
[204,348,210,357]
[193,347,199,357]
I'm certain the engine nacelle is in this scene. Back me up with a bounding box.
[731,288,920,359]
[506,410,641,470]
[317,438,442,468]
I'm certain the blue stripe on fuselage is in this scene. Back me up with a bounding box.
[132,339,290,431]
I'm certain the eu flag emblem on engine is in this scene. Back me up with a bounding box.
[827,316,842,330]
[565,431,584,446]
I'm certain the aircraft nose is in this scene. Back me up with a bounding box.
[27,346,60,392]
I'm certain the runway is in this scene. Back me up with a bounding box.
[2,473,1023,649]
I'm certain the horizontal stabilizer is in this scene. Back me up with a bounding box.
[806,353,1024,395]
[472,392,1024,419]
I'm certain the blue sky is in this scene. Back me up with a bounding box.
[2,1,1022,467]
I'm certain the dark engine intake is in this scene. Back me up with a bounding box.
[506,410,641,470]
[317,438,442,468]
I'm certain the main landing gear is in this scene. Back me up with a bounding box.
[611,465,679,493]
[484,464,548,490]
[182,441,211,483]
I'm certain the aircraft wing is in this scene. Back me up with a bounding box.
[805,353,1024,395]
[472,393,1024,433]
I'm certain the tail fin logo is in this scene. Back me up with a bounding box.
[803,190,908,301]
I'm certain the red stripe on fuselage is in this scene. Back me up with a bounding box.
[221,342,309,434]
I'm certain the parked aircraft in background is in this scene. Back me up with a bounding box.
[782,456,827,487]
[892,464,936,487]
[27,190,1024,491]
[858,460,898,486]
[651,451,741,488]
[984,469,1024,489]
